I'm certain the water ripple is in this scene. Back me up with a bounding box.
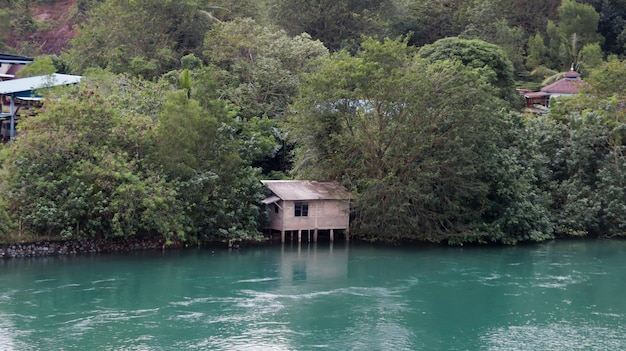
[482,322,626,350]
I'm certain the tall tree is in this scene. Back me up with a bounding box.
[203,18,328,120]
[389,0,464,47]
[202,18,328,174]
[66,0,212,78]
[526,58,626,238]
[586,0,626,56]
[418,37,517,103]
[459,0,527,77]
[288,37,550,244]
[154,91,265,241]
[544,0,604,71]
[0,84,185,240]
[268,0,393,52]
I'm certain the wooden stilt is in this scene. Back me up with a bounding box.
[330,229,334,242]
[345,228,350,242]
[298,230,302,242]
[314,229,318,242]
[281,230,285,243]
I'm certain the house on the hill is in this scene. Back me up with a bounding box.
[524,68,586,110]
[0,54,33,81]
[261,180,351,243]
[0,73,82,141]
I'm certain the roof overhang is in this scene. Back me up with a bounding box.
[0,73,83,95]
[261,195,281,205]
[16,96,43,101]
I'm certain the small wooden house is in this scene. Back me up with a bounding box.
[261,180,351,243]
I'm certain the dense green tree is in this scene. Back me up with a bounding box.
[66,0,212,78]
[203,18,328,120]
[0,70,270,242]
[542,0,604,71]
[390,0,463,47]
[268,0,393,52]
[204,0,268,22]
[16,55,56,77]
[289,37,550,244]
[582,55,626,101]
[154,91,265,241]
[418,37,517,103]
[586,0,626,56]
[526,33,550,70]
[501,0,561,34]
[0,85,186,240]
[0,8,10,51]
[459,0,527,77]
[526,112,626,237]
[557,0,604,47]
[202,18,328,174]
[525,58,626,238]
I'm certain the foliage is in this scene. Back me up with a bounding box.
[541,0,603,72]
[418,37,517,103]
[0,8,10,51]
[525,112,626,237]
[586,0,626,56]
[153,90,265,241]
[203,18,328,120]
[268,0,394,52]
[10,0,38,38]
[524,58,626,238]
[202,18,328,174]
[3,0,626,245]
[17,55,56,77]
[459,0,527,76]
[0,86,186,240]
[557,0,604,48]
[0,71,268,242]
[389,0,463,47]
[289,37,549,244]
[526,33,549,70]
[204,0,267,22]
[66,0,212,79]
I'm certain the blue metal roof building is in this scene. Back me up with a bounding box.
[0,73,82,140]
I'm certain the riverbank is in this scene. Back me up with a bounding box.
[0,236,182,258]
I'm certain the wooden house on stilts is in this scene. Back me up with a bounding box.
[261,180,351,243]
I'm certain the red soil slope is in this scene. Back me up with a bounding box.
[10,0,78,55]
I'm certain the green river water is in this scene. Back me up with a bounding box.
[1,240,625,350]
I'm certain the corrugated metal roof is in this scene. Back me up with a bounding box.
[0,74,82,95]
[541,70,585,94]
[261,180,350,201]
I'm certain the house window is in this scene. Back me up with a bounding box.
[274,203,279,213]
[294,202,309,217]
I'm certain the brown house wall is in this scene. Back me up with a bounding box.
[265,199,349,232]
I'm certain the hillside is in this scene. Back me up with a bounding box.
[7,0,78,55]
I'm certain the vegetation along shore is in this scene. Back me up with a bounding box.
[1,0,626,247]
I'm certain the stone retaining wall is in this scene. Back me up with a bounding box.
[1,237,181,258]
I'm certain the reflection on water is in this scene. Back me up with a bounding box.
[0,240,626,350]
